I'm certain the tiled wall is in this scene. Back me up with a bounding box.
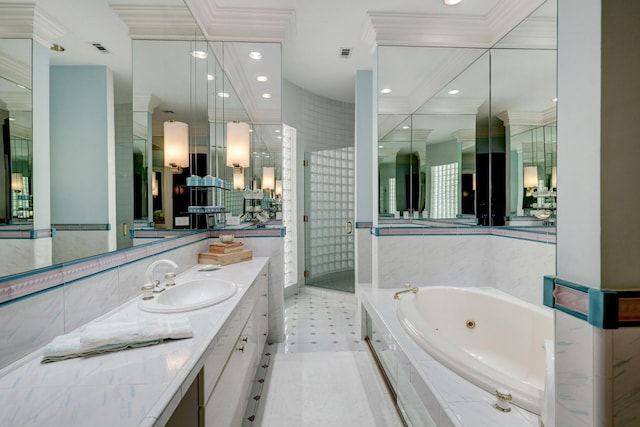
[373,228,556,306]
[0,230,287,369]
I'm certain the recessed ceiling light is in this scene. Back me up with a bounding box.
[207,74,215,81]
[256,75,268,82]
[262,93,272,99]
[380,88,392,94]
[402,125,409,129]
[378,145,384,148]
[448,89,460,95]
[249,51,263,60]
[444,0,463,5]
[189,50,207,59]
[552,97,558,102]
[217,92,230,98]
[277,136,282,139]
[275,129,281,133]
[9,117,15,121]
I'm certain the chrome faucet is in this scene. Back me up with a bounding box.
[145,259,178,287]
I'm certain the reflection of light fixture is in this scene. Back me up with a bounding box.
[188,50,207,59]
[249,51,263,60]
[275,180,282,197]
[164,120,189,171]
[447,89,460,95]
[262,93,272,99]
[226,121,250,173]
[472,173,476,191]
[444,0,463,5]
[262,167,275,190]
[217,92,230,98]
[233,171,245,191]
[11,173,23,193]
[524,166,538,195]
[257,75,268,82]
[380,88,392,94]
[207,74,215,81]
[152,172,159,197]
[551,166,557,189]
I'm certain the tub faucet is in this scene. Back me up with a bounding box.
[145,259,178,287]
[393,284,419,300]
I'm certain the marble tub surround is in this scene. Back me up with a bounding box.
[358,285,541,427]
[0,258,269,427]
[372,230,555,306]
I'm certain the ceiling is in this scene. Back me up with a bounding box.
[0,0,554,108]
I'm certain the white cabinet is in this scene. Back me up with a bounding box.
[202,264,269,426]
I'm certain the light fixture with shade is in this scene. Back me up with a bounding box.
[524,166,538,196]
[551,166,557,189]
[275,180,282,199]
[152,172,159,197]
[233,171,245,191]
[11,173,23,193]
[164,120,189,172]
[262,167,275,191]
[226,121,251,173]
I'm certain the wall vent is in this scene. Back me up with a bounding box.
[90,42,110,54]
[339,47,352,58]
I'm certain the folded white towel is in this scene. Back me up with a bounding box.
[41,317,193,363]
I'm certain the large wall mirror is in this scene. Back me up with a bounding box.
[377,0,556,225]
[0,39,32,226]
[378,47,488,220]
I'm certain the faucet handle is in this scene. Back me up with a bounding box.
[141,284,154,300]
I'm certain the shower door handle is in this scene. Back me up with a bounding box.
[345,220,353,235]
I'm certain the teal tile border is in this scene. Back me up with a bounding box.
[52,224,111,231]
[543,275,640,328]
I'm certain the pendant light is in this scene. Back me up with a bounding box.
[164,120,189,171]
[226,121,250,172]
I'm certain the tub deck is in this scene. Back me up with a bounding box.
[358,284,541,427]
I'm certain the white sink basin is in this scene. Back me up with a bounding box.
[138,278,238,313]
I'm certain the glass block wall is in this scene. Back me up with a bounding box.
[430,162,459,218]
[307,147,354,279]
[282,125,297,288]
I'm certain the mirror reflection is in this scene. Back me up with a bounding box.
[0,39,32,226]
[378,47,487,220]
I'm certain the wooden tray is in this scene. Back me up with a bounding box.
[198,249,253,266]
[208,242,244,254]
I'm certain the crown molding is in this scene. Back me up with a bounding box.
[0,53,31,90]
[184,0,295,42]
[0,4,66,46]
[365,0,545,48]
[494,16,557,49]
[111,5,202,40]
[0,92,31,111]
[497,107,556,127]
[133,94,160,113]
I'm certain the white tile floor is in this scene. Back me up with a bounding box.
[242,289,403,426]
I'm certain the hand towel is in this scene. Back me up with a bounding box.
[41,317,193,363]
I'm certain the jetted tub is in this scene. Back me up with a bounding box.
[396,286,553,415]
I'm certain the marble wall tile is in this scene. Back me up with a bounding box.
[0,288,64,368]
[375,235,424,288]
[356,228,372,284]
[52,231,111,265]
[611,327,640,426]
[117,260,149,304]
[555,311,595,427]
[421,235,491,287]
[490,237,556,306]
[63,268,119,332]
[0,239,40,277]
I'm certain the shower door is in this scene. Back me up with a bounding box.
[303,147,355,293]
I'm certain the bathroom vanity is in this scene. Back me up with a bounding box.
[0,257,270,427]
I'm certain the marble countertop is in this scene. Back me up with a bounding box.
[0,257,269,427]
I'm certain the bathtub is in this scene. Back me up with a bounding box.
[396,286,553,415]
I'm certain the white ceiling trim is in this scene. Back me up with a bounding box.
[111,5,201,40]
[0,4,66,47]
[0,92,31,112]
[0,54,31,90]
[364,0,545,48]
[185,0,295,42]
[497,107,557,127]
[493,16,557,49]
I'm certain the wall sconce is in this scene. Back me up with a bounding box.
[524,166,538,196]
[275,180,282,199]
[262,167,275,191]
[164,120,189,173]
[551,166,557,190]
[152,172,159,197]
[233,171,245,191]
[226,121,250,173]
[11,173,23,193]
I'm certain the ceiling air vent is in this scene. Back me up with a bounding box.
[339,47,352,59]
[90,42,110,54]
